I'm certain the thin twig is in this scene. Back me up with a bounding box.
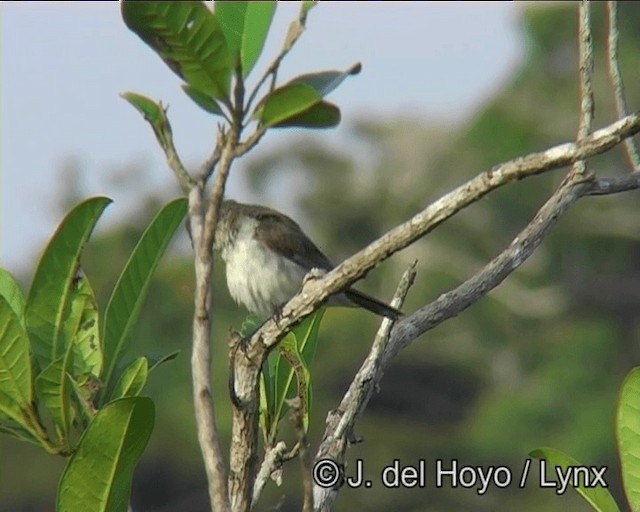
[313,263,416,510]
[571,0,594,177]
[198,134,223,182]
[606,1,640,170]
[288,398,314,512]
[136,99,195,192]
[190,63,247,512]
[252,441,288,509]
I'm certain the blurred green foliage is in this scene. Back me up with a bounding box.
[2,3,640,512]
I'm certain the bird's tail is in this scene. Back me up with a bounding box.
[344,288,403,320]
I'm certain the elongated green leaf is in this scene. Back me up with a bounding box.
[0,420,39,446]
[299,308,324,366]
[120,92,165,125]
[111,358,148,400]
[35,355,74,444]
[122,2,232,102]
[101,198,187,401]
[288,63,361,97]
[261,309,323,442]
[240,2,276,77]
[257,83,321,127]
[69,373,100,425]
[259,355,273,440]
[216,1,276,78]
[0,269,26,326]
[182,84,225,116]
[148,350,180,372]
[25,197,111,370]
[57,397,155,512]
[69,276,102,378]
[618,367,640,511]
[274,101,340,129]
[0,295,33,410]
[36,277,98,442]
[531,447,620,512]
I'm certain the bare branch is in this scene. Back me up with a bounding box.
[577,1,594,140]
[252,441,288,508]
[251,111,640,351]
[288,398,314,512]
[571,0,594,177]
[198,134,223,182]
[606,1,640,170]
[313,264,415,511]
[132,98,195,192]
[235,125,268,159]
[190,66,247,512]
[189,183,231,512]
[387,170,640,360]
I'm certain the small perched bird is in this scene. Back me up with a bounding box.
[214,200,402,320]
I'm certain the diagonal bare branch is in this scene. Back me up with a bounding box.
[251,111,640,352]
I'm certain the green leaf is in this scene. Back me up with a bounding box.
[147,350,180,372]
[0,420,39,446]
[273,101,340,129]
[302,1,317,16]
[182,84,225,116]
[69,373,100,424]
[256,83,321,127]
[25,197,111,371]
[530,447,620,512]
[121,92,165,126]
[68,276,102,378]
[0,269,26,326]
[57,397,155,512]
[111,357,148,400]
[288,63,361,97]
[35,355,74,445]
[35,278,98,443]
[122,2,232,102]
[216,1,276,78]
[618,367,640,512]
[298,308,324,366]
[260,309,324,442]
[0,295,33,411]
[101,198,187,402]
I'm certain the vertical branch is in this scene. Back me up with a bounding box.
[606,1,640,170]
[571,0,595,177]
[191,64,247,512]
[190,179,231,512]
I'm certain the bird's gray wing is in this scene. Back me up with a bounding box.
[253,209,334,271]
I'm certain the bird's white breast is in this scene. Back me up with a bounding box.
[221,218,307,317]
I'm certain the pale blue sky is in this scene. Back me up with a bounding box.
[2,2,522,274]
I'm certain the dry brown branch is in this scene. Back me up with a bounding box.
[606,1,640,170]
[570,0,594,177]
[252,441,288,508]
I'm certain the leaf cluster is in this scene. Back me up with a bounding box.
[0,197,186,511]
